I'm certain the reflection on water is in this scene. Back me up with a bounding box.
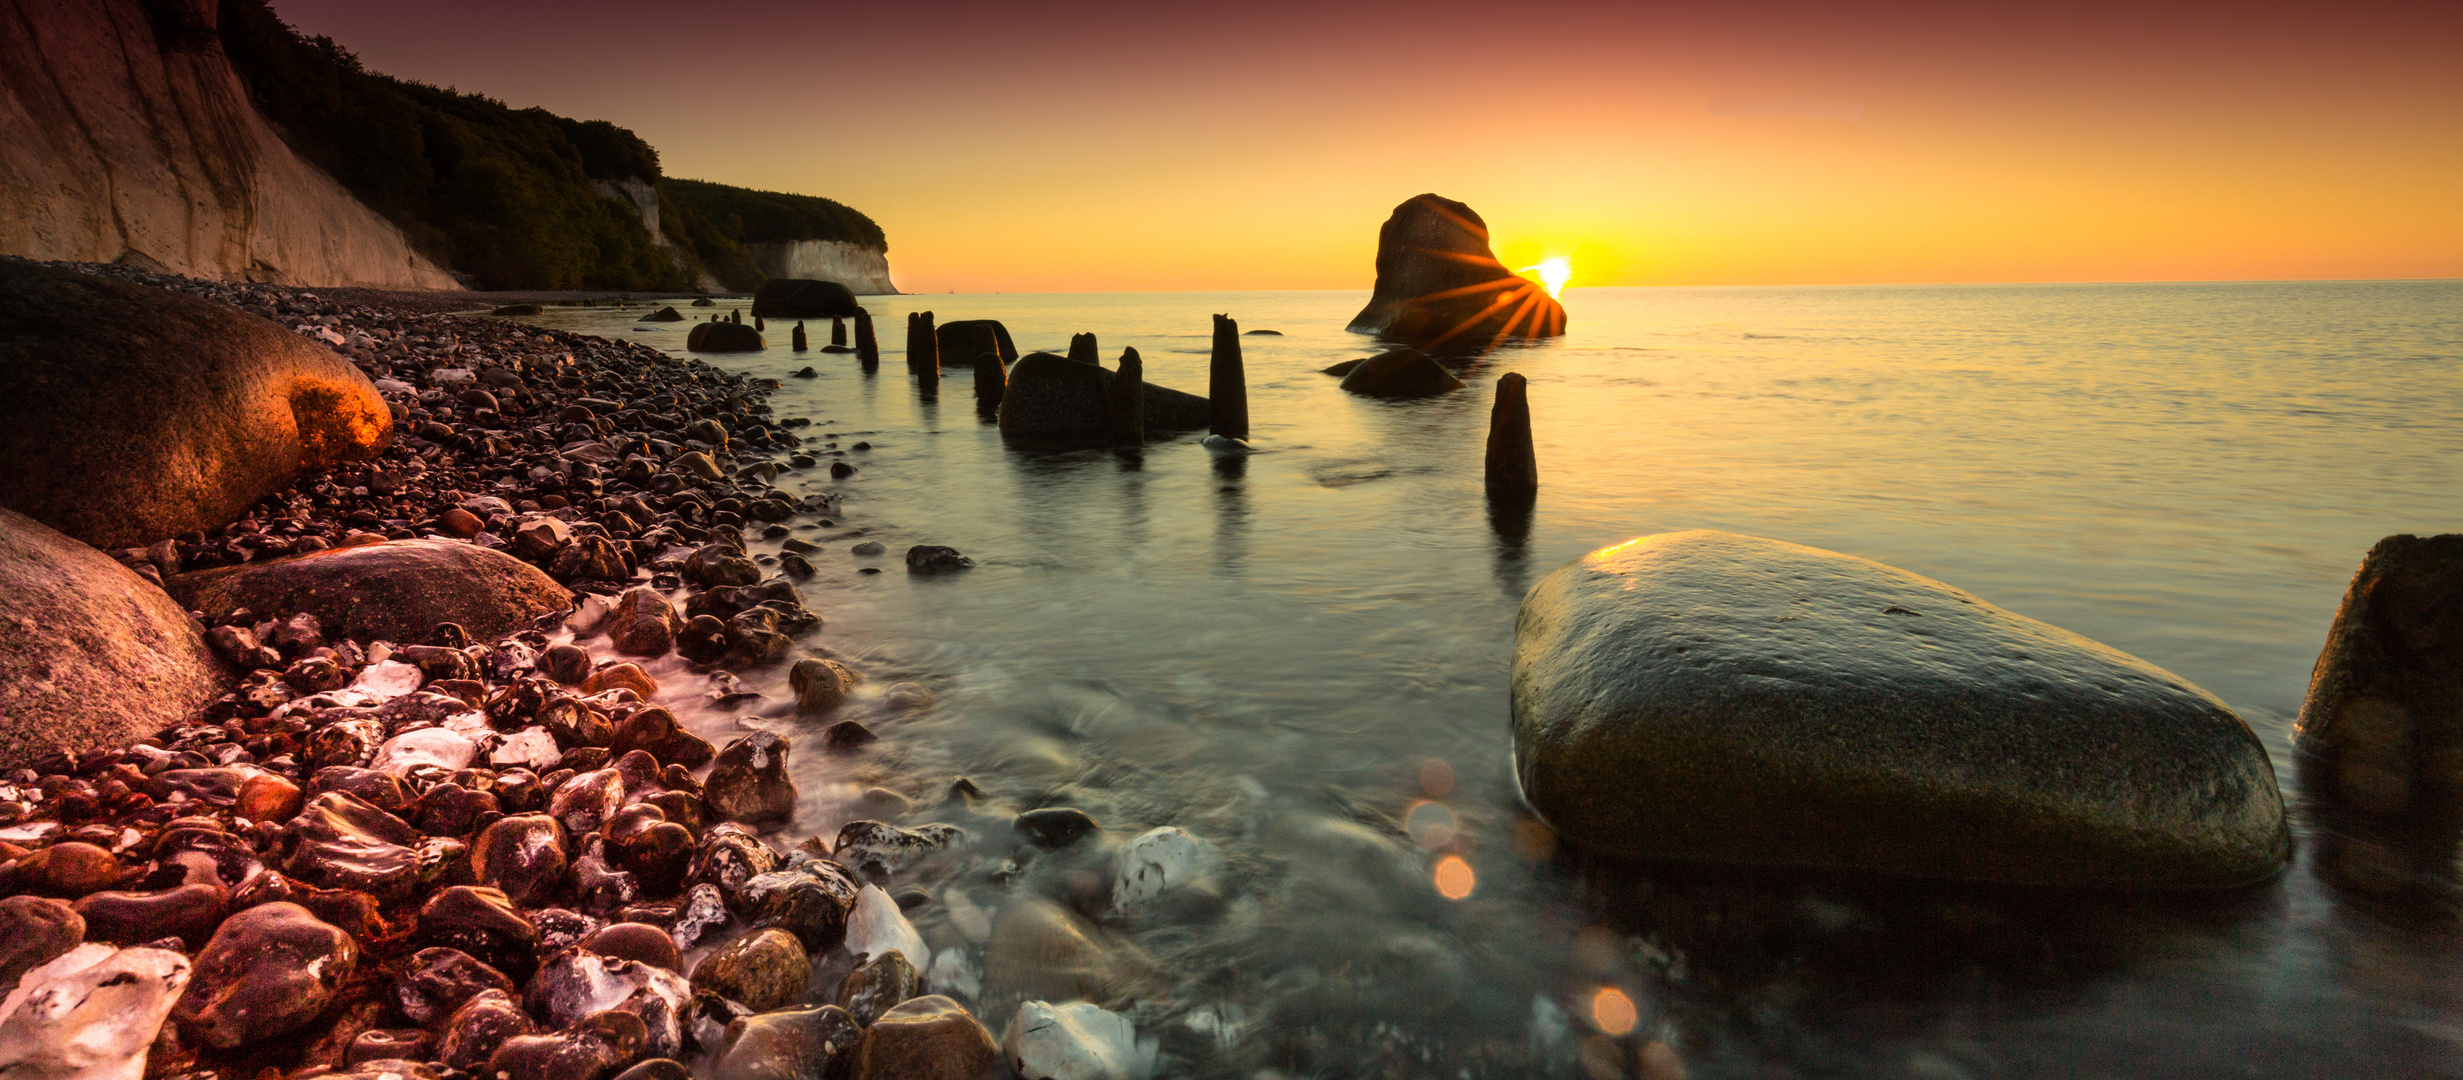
[528,281,2463,1077]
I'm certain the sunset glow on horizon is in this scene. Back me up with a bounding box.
[267,0,2462,294]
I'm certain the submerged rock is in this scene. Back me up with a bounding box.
[1110,827,1218,918]
[853,995,1002,1080]
[1002,1000,1158,1080]
[835,949,919,1026]
[705,731,797,824]
[166,538,573,644]
[1511,529,2291,887]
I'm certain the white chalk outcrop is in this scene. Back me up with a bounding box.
[745,238,898,295]
[0,0,456,289]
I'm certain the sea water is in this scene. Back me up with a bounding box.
[523,280,2463,1077]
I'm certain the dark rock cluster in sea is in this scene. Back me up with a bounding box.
[0,259,1177,1080]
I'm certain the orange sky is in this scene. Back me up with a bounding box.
[274,0,2461,292]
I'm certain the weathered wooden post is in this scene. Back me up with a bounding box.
[1209,314,1247,440]
[974,352,1006,413]
[854,308,879,368]
[1485,372,1538,495]
[831,317,847,347]
[791,321,808,351]
[1068,332,1099,365]
[909,311,938,375]
[1109,347,1146,447]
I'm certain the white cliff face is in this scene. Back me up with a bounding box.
[745,239,898,295]
[0,0,457,289]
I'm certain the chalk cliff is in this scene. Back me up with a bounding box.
[744,239,899,295]
[0,0,455,288]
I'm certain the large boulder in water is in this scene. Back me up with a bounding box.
[688,322,765,352]
[1140,383,1208,431]
[996,353,1111,445]
[0,508,229,768]
[165,538,573,644]
[1346,194,1566,353]
[2295,533,2463,814]
[0,260,393,548]
[937,320,1017,368]
[1336,346,1465,398]
[750,279,860,319]
[1511,530,2290,888]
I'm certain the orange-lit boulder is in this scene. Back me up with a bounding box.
[166,538,572,644]
[0,507,228,769]
[1345,194,1565,353]
[0,261,392,548]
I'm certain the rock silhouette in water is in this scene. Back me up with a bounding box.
[750,278,860,319]
[1109,348,1145,447]
[792,322,808,351]
[1485,373,1538,495]
[937,320,1015,372]
[1336,346,1464,399]
[1208,314,1248,440]
[996,353,1108,445]
[854,308,878,366]
[687,322,764,352]
[1347,193,1567,353]
[2296,534,2463,816]
[754,315,765,331]
[974,352,1006,414]
[1068,332,1099,365]
[831,317,847,346]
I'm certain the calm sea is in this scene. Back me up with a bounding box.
[523,280,2463,1078]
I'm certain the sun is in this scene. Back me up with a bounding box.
[1522,257,1572,299]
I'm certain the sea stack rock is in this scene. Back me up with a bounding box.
[1485,373,1538,495]
[2295,534,2463,814]
[939,320,1017,371]
[1109,348,1146,447]
[1067,332,1100,365]
[832,317,848,346]
[751,278,860,319]
[1347,193,1567,352]
[1512,530,2290,888]
[855,308,879,365]
[1208,314,1249,440]
[0,261,393,548]
[792,322,809,351]
[687,322,764,352]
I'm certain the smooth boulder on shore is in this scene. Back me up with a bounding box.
[2295,533,2463,814]
[0,260,393,548]
[1336,347,1464,398]
[1345,194,1566,352]
[688,322,765,352]
[166,538,574,644]
[1511,530,2289,888]
[751,278,861,318]
[0,508,229,768]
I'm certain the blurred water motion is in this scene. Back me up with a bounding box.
[521,280,2463,1077]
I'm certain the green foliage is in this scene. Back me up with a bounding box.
[209,0,874,292]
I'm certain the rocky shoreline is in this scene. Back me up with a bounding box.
[0,264,1172,1080]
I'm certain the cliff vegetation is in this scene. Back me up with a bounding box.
[215,0,885,292]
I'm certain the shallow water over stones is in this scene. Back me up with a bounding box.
[521,281,2463,1077]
